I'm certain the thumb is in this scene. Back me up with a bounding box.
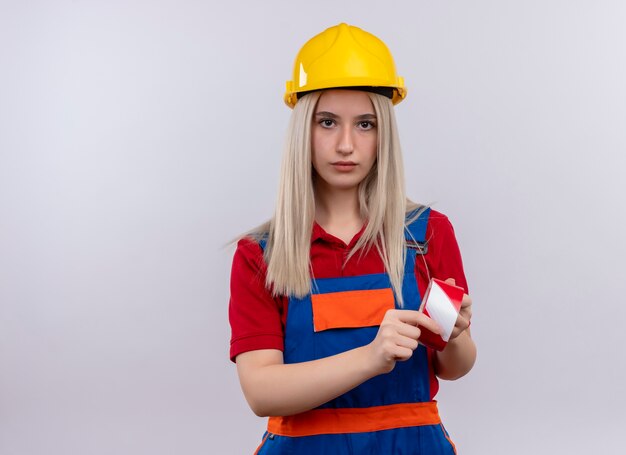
[445,278,456,286]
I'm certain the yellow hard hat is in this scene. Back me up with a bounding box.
[284,23,406,108]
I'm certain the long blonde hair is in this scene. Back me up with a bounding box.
[248,91,423,305]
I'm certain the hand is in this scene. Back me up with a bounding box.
[444,278,472,341]
[367,309,441,375]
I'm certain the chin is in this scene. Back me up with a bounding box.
[328,179,363,191]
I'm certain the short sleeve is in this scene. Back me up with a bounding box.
[415,210,469,296]
[430,211,468,293]
[228,238,286,362]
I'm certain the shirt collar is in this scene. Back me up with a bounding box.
[311,221,368,248]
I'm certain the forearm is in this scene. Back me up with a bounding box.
[434,330,476,380]
[236,346,378,417]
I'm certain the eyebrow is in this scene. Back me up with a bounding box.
[315,111,377,120]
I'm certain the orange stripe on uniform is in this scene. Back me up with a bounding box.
[440,423,457,454]
[311,288,395,332]
[253,432,270,454]
[268,402,441,437]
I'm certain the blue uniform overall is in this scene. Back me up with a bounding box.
[255,209,457,454]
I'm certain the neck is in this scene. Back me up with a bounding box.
[314,182,363,242]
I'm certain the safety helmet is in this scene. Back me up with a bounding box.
[284,23,406,108]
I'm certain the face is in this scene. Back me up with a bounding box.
[311,90,378,193]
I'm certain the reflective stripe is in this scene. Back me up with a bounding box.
[267,402,441,437]
[311,288,395,332]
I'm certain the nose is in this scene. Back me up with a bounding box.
[336,126,354,155]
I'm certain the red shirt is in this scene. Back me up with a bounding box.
[229,210,468,365]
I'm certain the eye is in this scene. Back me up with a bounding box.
[357,121,376,130]
[319,118,335,128]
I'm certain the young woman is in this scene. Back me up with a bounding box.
[229,23,476,454]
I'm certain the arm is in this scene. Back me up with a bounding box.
[433,279,476,380]
[434,330,476,380]
[422,213,476,380]
[236,346,375,417]
[236,309,440,417]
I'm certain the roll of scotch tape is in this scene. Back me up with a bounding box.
[419,278,465,351]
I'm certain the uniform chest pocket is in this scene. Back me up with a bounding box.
[311,288,396,332]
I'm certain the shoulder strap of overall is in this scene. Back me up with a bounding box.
[258,236,268,252]
[404,207,431,254]
[401,207,431,305]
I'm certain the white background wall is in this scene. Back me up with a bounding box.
[1,1,625,453]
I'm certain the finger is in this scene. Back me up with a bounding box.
[390,309,420,323]
[391,345,415,362]
[459,306,472,321]
[393,322,421,341]
[450,317,471,340]
[454,316,470,333]
[382,308,408,324]
[378,320,421,345]
[394,310,441,334]
[417,315,441,335]
[460,294,472,308]
[450,327,462,340]
[380,320,424,347]
[445,278,456,286]
[395,334,419,352]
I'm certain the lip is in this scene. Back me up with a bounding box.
[331,161,357,172]
[332,161,357,165]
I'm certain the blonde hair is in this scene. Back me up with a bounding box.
[248,91,424,305]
